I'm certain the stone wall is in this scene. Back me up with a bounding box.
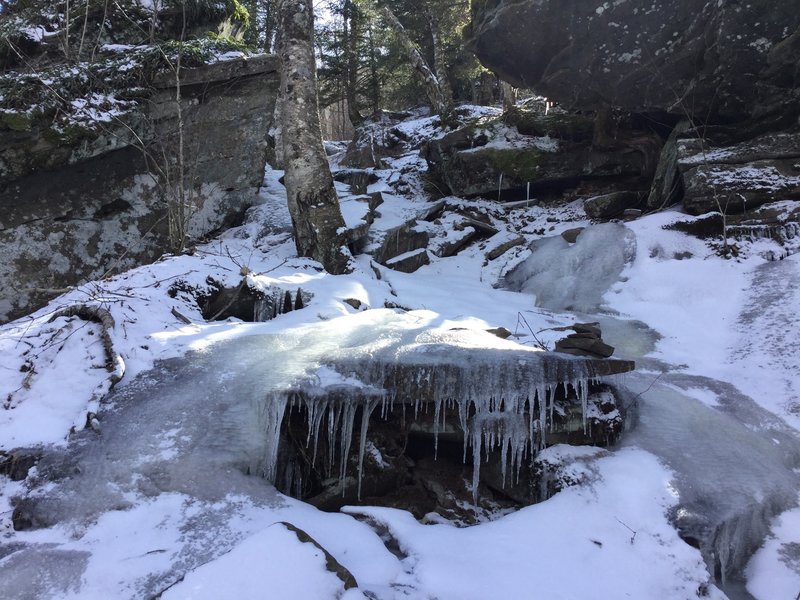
[0,54,280,322]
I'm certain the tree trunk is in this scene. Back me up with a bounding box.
[424,6,453,113]
[500,80,516,112]
[343,0,363,126]
[367,24,380,115]
[380,5,451,116]
[278,0,351,274]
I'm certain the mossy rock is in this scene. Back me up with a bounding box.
[505,109,594,141]
[482,146,550,181]
[0,111,34,132]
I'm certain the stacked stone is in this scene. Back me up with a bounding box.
[554,322,614,359]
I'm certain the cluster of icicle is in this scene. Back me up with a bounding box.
[257,353,597,504]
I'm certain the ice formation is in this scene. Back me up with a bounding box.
[246,312,618,503]
[504,223,636,312]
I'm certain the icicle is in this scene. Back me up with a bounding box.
[575,377,589,434]
[538,383,547,449]
[356,397,380,500]
[307,396,327,467]
[433,395,442,460]
[497,172,504,202]
[500,425,509,486]
[471,416,482,505]
[261,391,289,483]
[338,398,357,496]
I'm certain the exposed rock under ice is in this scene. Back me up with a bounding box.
[250,311,633,503]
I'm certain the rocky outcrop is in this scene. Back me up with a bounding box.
[0,55,280,322]
[422,110,660,199]
[677,131,800,216]
[467,0,800,125]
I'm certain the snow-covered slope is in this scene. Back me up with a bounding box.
[1,108,798,600]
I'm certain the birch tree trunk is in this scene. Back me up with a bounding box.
[380,5,452,116]
[278,0,351,274]
[343,0,363,126]
[424,6,453,112]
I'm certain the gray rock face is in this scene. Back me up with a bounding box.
[0,55,279,322]
[468,0,800,124]
[645,120,692,211]
[677,131,800,215]
[584,191,643,220]
[422,111,660,199]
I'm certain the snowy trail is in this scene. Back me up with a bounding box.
[729,254,800,431]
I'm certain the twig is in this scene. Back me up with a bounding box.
[513,312,549,350]
[623,372,664,411]
[615,517,637,544]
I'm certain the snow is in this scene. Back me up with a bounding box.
[159,523,354,600]
[460,122,560,154]
[344,449,723,600]
[1,104,799,599]
[746,500,800,599]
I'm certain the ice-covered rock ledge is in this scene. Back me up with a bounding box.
[6,309,633,532]
[250,311,634,507]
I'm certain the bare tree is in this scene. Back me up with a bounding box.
[277,0,351,274]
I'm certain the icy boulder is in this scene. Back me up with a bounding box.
[504,223,636,313]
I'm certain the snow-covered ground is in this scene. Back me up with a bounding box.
[1,108,798,599]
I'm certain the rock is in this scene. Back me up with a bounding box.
[0,55,280,323]
[532,445,610,502]
[467,0,800,125]
[560,227,584,243]
[622,209,642,220]
[371,221,430,265]
[584,191,643,219]
[278,523,358,590]
[196,281,311,322]
[667,201,800,259]
[486,327,512,339]
[341,114,409,168]
[342,298,362,310]
[555,336,615,359]
[332,168,379,195]
[645,120,691,211]
[385,248,430,273]
[0,450,41,481]
[323,140,346,156]
[677,131,800,216]
[422,112,660,199]
[553,322,614,358]
[485,234,525,261]
[571,323,602,337]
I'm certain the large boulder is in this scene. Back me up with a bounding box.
[677,131,800,215]
[422,111,660,199]
[467,0,800,125]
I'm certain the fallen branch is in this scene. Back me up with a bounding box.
[48,304,124,384]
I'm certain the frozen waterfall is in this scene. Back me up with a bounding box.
[247,313,628,503]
